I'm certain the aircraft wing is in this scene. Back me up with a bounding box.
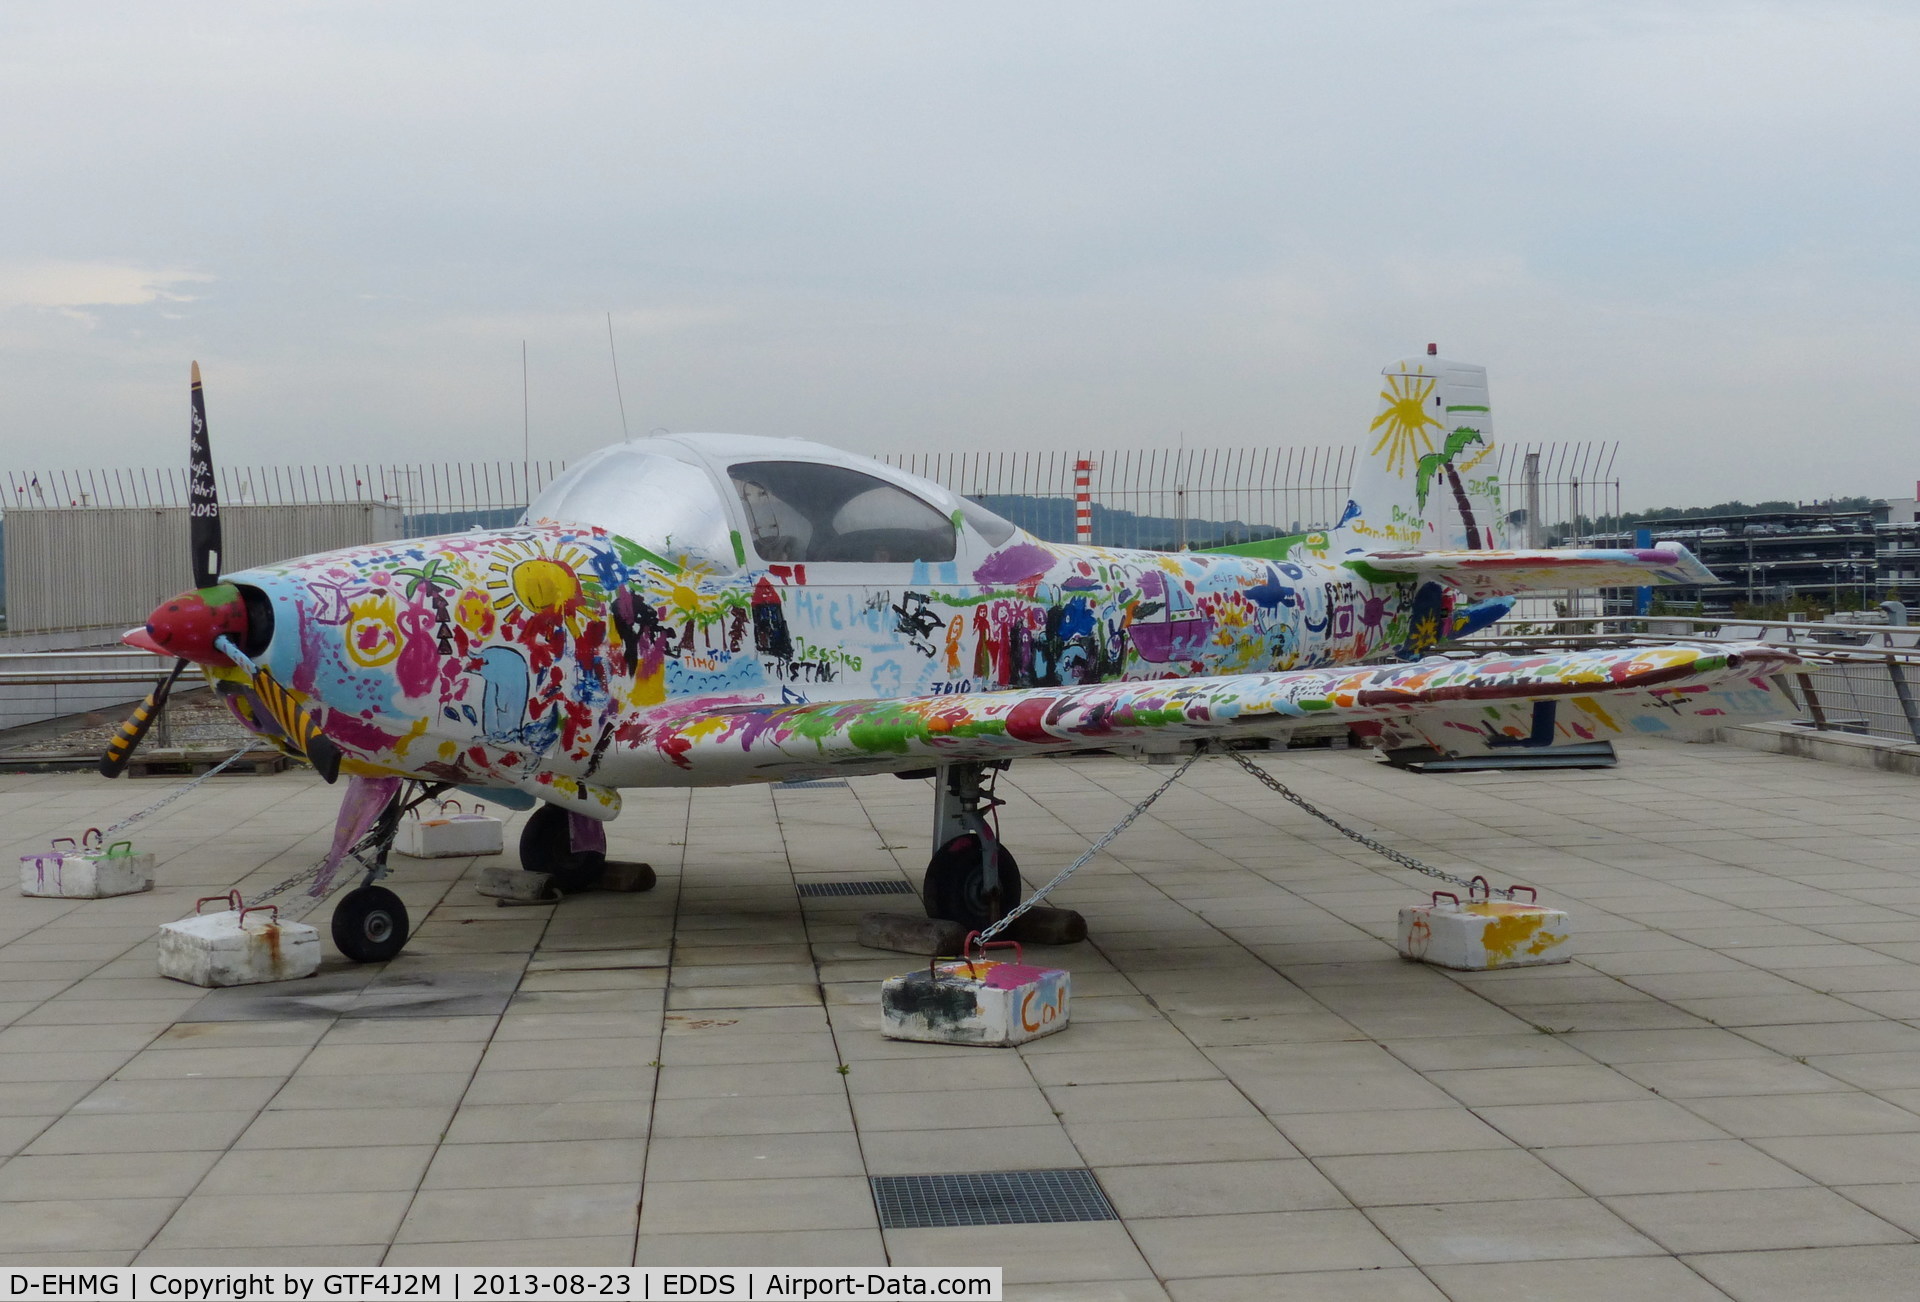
[636,643,1800,784]
[1343,546,1720,601]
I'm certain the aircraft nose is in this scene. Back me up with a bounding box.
[121,626,167,655]
[137,583,252,664]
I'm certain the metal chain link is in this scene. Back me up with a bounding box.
[1226,748,1519,900]
[975,749,1205,943]
[91,747,382,917]
[97,748,254,840]
[243,790,416,913]
[241,859,333,912]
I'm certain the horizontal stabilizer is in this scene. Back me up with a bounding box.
[1342,546,1719,601]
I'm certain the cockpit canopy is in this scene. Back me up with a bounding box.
[523,433,1018,566]
[523,443,733,561]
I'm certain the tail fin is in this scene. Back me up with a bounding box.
[1325,353,1503,558]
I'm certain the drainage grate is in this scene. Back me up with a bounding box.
[775,778,849,789]
[870,1169,1117,1229]
[798,879,917,898]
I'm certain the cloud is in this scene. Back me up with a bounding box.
[0,2,1916,509]
[0,261,212,317]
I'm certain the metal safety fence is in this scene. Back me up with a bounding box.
[6,442,1619,549]
[3,462,565,537]
[2,442,1623,632]
[885,441,1620,551]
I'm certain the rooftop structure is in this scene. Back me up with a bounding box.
[7,741,1920,1288]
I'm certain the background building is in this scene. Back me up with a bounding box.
[1593,496,1920,616]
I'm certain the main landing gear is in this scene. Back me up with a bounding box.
[921,763,1020,932]
[518,803,608,894]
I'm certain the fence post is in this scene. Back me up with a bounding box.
[1523,452,1541,549]
[1879,601,1920,743]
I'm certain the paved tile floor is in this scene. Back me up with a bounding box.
[2,738,1920,1298]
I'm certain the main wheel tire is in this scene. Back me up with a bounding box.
[923,834,1021,932]
[331,885,410,963]
[518,803,606,894]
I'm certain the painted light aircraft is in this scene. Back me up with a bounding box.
[105,356,1800,960]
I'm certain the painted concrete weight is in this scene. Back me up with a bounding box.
[157,893,321,987]
[1399,885,1571,970]
[20,838,154,898]
[882,939,1070,1046]
[395,804,504,858]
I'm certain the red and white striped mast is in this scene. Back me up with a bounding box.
[1073,458,1095,543]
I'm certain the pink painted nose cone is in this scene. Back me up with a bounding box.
[141,583,249,665]
[122,626,167,655]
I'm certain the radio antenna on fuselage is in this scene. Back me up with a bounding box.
[607,312,631,440]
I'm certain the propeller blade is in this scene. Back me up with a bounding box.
[188,361,222,589]
[99,659,189,778]
[305,734,344,785]
[213,634,342,784]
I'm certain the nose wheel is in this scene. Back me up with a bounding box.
[325,777,435,964]
[331,885,410,963]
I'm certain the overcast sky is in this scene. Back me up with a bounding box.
[2,1,1913,510]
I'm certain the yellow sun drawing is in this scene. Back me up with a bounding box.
[639,559,732,629]
[1369,371,1444,477]
[1409,612,1441,653]
[486,538,600,634]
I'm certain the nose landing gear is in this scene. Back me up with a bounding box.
[323,777,438,964]
[331,884,410,963]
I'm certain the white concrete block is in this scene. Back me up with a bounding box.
[157,894,322,987]
[395,804,505,858]
[1399,886,1572,970]
[20,838,154,898]
[881,945,1070,1046]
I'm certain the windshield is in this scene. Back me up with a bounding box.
[523,445,734,564]
[728,460,956,563]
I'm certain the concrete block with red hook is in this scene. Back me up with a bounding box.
[157,891,322,987]
[1397,877,1572,970]
[879,933,1071,1047]
[19,828,155,898]
[395,798,505,859]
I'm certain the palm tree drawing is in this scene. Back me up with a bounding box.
[394,559,457,653]
[1414,426,1488,549]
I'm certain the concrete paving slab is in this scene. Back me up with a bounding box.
[6,739,1920,1288]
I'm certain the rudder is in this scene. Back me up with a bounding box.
[1326,352,1503,557]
